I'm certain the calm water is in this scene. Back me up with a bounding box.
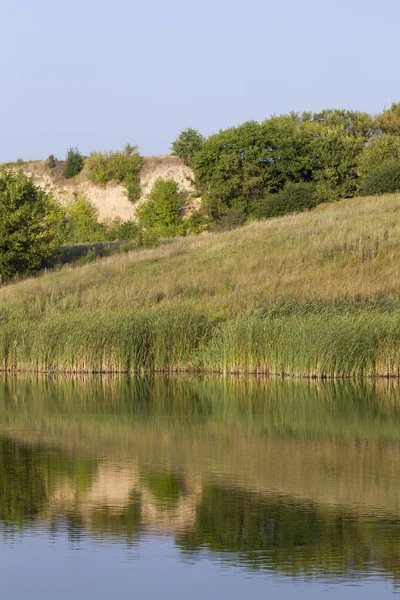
[1,376,400,598]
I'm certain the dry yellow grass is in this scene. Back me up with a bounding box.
[1,193,400,319]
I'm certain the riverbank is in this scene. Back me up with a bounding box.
[1,193,400,377]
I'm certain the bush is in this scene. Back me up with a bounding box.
[137,178,185,238]
[86,143,143,202]
[361,160,400,196]
[213,206,247,231]
[183,210,208,234]
[171,128,205,166]
[47,155,56,169]
[64,147,84,179]
[65,195,106,243]
[253,182,318,219]
[0,170,65,279]
[105,218,138,241]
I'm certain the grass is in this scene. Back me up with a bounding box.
[2,193,400,375]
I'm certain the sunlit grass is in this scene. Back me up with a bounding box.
[2,194,400,375]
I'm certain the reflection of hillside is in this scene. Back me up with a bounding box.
[45,461,202,534]
[2,375,400,580]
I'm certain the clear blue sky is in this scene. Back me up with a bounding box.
[1,0,399,162]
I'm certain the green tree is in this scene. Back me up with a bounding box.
[311,126,365,201]
[0,170,65,279]
[65,194,106,243]
[137,178,185,238]
[64,147,84,179]
[376,102,400,136]
[47,154,56,169]
[193,117,316,220]
[357,135,400,181]
[171,128,205,166]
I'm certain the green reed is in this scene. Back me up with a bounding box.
[1,305,400,376]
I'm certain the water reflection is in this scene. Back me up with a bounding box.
[1,375,400,584]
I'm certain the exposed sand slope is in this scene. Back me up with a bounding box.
[14,155,196,222]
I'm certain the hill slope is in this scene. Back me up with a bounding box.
[1,193,400,376]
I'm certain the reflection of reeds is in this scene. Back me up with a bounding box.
[4,375,400,580]
[1,194,400,375]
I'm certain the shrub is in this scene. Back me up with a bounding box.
[137,178,185,238]
[0,170,65,279]
[47,155,56,169]
[361,159,400,196]
[183,210,208,234]
[171,128,205,166]
[253,182,318,219]
[65,195,106,243]
[213,206,247,231]
[64,147,84,179]
[105,218,138,241]
[86,143,143,202]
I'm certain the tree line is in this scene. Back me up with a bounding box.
[171,103,400,227]
[1,102,400,279]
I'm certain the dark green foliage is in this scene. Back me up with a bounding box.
[86,143,143,202]
[47,154,56,169]
[0,170,65,279]
[106,218,138,240]
[192,109,383,223]
[213,206,247,231]
[193,118,316,220]
[361,159,400,196]
[64,147,84,179]
[171,128,205,166]
[253,182,318,219]
[183,210,208,234]
[138,178,186,238]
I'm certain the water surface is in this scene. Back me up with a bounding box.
[1,376,400,598]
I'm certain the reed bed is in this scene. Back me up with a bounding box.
[2,193,400,376]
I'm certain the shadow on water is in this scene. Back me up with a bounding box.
[1,375,400,582]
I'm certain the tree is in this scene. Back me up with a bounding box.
[376,102,400,136]
[193,118,316,219]
[47,154,56,169]
[64,147,84,179]
[0,170,65,279]
[64,194,106,243]
[171,128,205,166]
[137,178,185,238]
[311,126,365,201]
[357,135,400,181]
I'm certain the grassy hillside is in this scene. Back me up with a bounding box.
[2,193,400,376]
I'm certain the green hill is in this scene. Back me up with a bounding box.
[1,193,400,376]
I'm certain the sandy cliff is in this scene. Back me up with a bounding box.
[17,155,196,222]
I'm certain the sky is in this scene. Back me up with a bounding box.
[1,0,399,162]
